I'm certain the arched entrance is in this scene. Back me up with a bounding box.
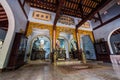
[0,1,15,68]
[108,27,120,54]
[30,35,51,61]
[0,3,8,49]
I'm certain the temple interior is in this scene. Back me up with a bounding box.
[0,0,120,80]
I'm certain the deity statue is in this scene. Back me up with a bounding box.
[39,39,45,49]
[56,40,60,49]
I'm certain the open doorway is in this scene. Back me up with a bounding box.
[110,28,120,55]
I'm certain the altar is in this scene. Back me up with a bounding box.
[56,49,66,60]
[31,49,46,60]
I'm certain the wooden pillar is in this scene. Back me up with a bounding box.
[75,28,86,64]
[75,28,81,59]
[75,28,80,50]
[52,28,56,50]
[52,27,57,65]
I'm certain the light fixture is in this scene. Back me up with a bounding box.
[117,1,120,5]
[103,11,108,15]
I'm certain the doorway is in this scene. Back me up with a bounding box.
[110,28,120,54]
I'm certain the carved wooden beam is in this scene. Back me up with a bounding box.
[97,12,103,24]
[92,0,101,3]
[53,0,65,29]
[78,0,84,18]
[93,14,120,30]
[18,0,28,19]
[66,0,95,9]
[23,0,26,6]
[76,0,111,29]
[92,16,100,20]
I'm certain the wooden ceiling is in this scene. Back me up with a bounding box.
[0,4,8,31]
[26,0,103,18]
[25,0,111,29]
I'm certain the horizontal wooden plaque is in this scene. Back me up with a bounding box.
[33,11,51,21]
[81,22,90,28]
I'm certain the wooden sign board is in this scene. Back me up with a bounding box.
[81,22,90,28]
[33,11,51,21]
[58,15,75,25]
[78,20,90,28]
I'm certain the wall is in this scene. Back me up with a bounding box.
[24,2,30,16]
[93,19,120,41]
[28,7,92,31]
[92,4,120,40]
[7,0,28,32]
[19,0,30,16]
[92,3,120,54]
[91,1,120,29]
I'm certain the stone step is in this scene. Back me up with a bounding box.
[56,60,82,66]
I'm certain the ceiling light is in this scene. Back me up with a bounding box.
[103,11,108,15]
[117,1,120,5]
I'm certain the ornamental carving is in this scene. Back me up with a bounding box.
[58,15,75,25]
[56,27,76,40]
[78,30,94,42]
[26,22,53,38]
[78,20,90,28]
[33,11,51,21]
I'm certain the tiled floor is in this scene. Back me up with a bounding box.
[0,61,120,80]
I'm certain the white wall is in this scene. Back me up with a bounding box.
[92,3,120,54]
[24,2,30,16]
[93,3,120,41]
[7,0,28,32]
[93,19,120,41]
